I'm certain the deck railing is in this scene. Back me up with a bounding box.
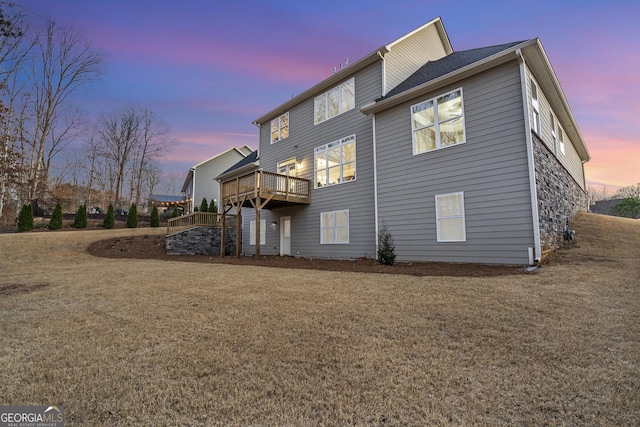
[167,212,235,235]
[221,170,311,204]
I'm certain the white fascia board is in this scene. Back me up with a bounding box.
[386,17,453,55]
[521,40,590,162]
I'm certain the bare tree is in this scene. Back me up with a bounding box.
[93,106,175,208]
[614,183,640,200]
[27,19,103,201]
[95,107,140,207]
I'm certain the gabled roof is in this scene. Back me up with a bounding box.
[216,150,259,181]
[361,38,589,162]
[181,146,253,193]
[383,41,527,99]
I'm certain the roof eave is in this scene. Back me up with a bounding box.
[253,47,388,126]
[361,39,536,116]
[215,161,260,182]
[520,40,590,162]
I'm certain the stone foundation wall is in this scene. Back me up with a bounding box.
[166,226,237,256]
[533,134,587,252]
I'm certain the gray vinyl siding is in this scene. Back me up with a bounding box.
[385,23,448,95]
[244,62,382,258]
[525,68,586,189]
[375,61,535,264]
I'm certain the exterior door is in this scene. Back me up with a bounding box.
[277,158,296,194]
[280,216,291,256]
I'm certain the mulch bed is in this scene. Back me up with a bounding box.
[86,234,530,277]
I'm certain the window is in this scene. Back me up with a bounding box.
[557,126,565,155]
[435,192,466,242]
[314,77,355,124]
[531,80,541,134]
[271,112,289,143]
[320,210,349,244]
[249,219,266,245]
[550,112,558,155]
[314,134,356,188]
[411,88,465,154]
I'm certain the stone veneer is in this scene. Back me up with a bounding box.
[532,133,587,252]
[166,226,237,256]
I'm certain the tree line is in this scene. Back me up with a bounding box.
[0,3,175,223]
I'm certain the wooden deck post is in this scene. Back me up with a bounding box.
[220,210,226,257]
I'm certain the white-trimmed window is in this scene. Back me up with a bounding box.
[249,219,266,245]
[320,209,349,244]
[314,77,355,125]
[411,88,465,154]
[271,112,289,143]
[531,80,541,134]
[557,125,565,155]
[435,192,466,242]
[550,112,558,155]
[314,134,356,188]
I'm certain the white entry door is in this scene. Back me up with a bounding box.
[280,216,291,256]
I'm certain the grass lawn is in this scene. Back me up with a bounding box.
[0,212,639,426]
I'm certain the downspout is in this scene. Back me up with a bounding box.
[372,114,379,255]
[191,168,196,214]
[516,49,542,264]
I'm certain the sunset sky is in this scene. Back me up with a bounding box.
[19,0,640,193]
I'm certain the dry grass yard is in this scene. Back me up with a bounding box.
[0,212,638,426]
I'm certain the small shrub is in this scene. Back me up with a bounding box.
[377,223,396,266]
[150,205,160,227]
[208,199,217,213]
[171,206,179,218]
[193,206,199,212]
[103,204,115,229]
[18,204,33,232]
[72,204,87,228]
[200,197,208,213]
[49,203,63,230]
[127,203,138,228]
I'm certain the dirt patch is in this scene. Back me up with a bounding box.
[86,234,528,277]
[0,283,50,296]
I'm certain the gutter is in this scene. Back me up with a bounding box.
[516,48,542,265]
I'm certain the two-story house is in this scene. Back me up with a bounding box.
[218,17,589,265]
[181,145,253,213]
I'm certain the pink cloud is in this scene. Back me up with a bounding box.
[583,134,640,188]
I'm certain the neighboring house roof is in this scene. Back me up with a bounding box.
[590,199,625,215]
[216,150,259,181]
[383,41,527,99]
[181,146,254,193]
[252,17,451,126]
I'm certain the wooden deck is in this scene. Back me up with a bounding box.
[221,170,311,209]
[167,212,236,235]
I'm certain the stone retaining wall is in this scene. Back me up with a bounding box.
[533,133,587,252]
[165,226,237,256]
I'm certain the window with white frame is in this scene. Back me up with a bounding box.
[271,112,289,143]
[320,209,349,244]
[435,192,466,242]
[557,126,565,155]
[531,80,541,134]
[550,111,558,155]
[315,134,356,188]
[314,77,355,125]
[249,219,266,245]
[411,88,465,154]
